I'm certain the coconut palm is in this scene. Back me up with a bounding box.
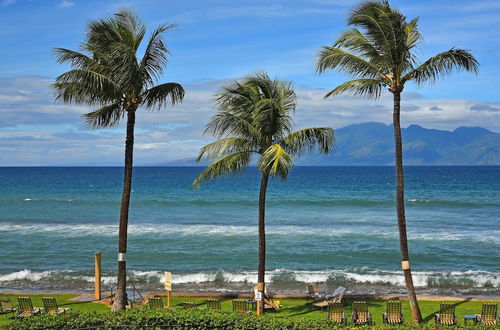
[316,0,478,322]
[193,72,334,316]
[53,10,185,311]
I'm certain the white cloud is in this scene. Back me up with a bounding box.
[58,1,75,8]
[0,76,499,165]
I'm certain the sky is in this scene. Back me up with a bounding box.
[1,0,500,165]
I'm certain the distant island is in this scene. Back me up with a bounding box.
[155,122,500,166]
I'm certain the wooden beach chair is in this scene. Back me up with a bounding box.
[232,299,248,313]
[326,302,346,324]
[16,297,41,318]
[42,297,70,315]
[383,301,404,324]
[351,301,372,325]
[0,299,16,318]
[206,299,221,310]
[307,283,324,301]
[148,297,164,310]
[476,303,498,325]
[313,285,347,309]
[435,303,456,325]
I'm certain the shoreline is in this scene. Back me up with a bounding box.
[1,289,499,302]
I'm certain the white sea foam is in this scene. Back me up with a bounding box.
[0,222,498,244]
[0,269,57,282]
[1,268,497,288]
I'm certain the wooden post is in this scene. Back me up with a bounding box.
[164,271,172,309]
[256,282,264,317]
[94,252,101,300]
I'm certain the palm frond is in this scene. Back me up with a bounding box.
[333,28,382,63]
[192,151,252,188]
[204,111,261,140]
[316,46,383,79]
[82,102,124,129]
[53,69,119,104]
[258,144,293,179]
[196,138,256,161]
[142,82,185,110]
[325,79,386,99]
[404,48,479,85]
[114,10,146,51]
[281,127,335,156]
[140,24,175,84]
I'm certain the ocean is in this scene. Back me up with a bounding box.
[0,166,499,297]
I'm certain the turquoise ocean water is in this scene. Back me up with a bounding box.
[0,166,498,296]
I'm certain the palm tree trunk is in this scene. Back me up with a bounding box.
[112,108,136,312]
[392,91,422,323]
[256,172,269,317]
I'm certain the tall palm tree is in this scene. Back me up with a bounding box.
[193,72,334,316]
[316,0,478,322]
[53,10,185,311]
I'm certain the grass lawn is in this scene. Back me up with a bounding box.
[0,293,497,328]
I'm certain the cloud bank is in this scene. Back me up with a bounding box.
[1,76,500,166]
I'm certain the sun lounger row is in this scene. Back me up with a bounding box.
[0,297,70,318]
[147,297,277,313]
[325,300,498,326]
[435,302,498,326]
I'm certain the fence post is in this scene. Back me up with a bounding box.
[95,252,101,300]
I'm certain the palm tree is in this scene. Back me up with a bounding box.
[193,72,334,316]
[53,10,185,311]
[316,0,478,322]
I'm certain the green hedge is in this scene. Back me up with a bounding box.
[7,309,488,329]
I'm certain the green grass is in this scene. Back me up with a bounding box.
[1,294,497,328]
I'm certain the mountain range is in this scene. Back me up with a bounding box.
[155,122,500,166]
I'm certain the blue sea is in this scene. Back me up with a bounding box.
[0,166,499,296]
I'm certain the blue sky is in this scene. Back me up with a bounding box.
[1,0,500,165]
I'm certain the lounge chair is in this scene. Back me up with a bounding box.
[181,301,196,309]
[206,299,221,310]
[326,302,346,324]
[476,303,498,325]
[0,299,16,318]
[232,299,248,313]
[307,283,325,301]
[435,303,456,325]
[148,297,164,310]
[313,286,347,309]
[383,301,404,324]
[42,297,70,315]
[351,301,372,325]
[16,297,41,318]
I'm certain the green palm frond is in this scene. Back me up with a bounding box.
[258,144,292,179]
[192,151,252,188]
[317,0,478,96]
[316,46,382,78]
[196,138,256,161]
[205,111,261,140]
[325,79,386,99]
[195,72,333,187]
[404,48,479,86]
[140,24,175,84]
[53,69,119,104]
[334,28,381,62]
[114,10,146,51]
[142,82,185,110]
[82,102,124,129]
[54,10,184,128]
[281,128,335,156]
[54,48,99,69]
